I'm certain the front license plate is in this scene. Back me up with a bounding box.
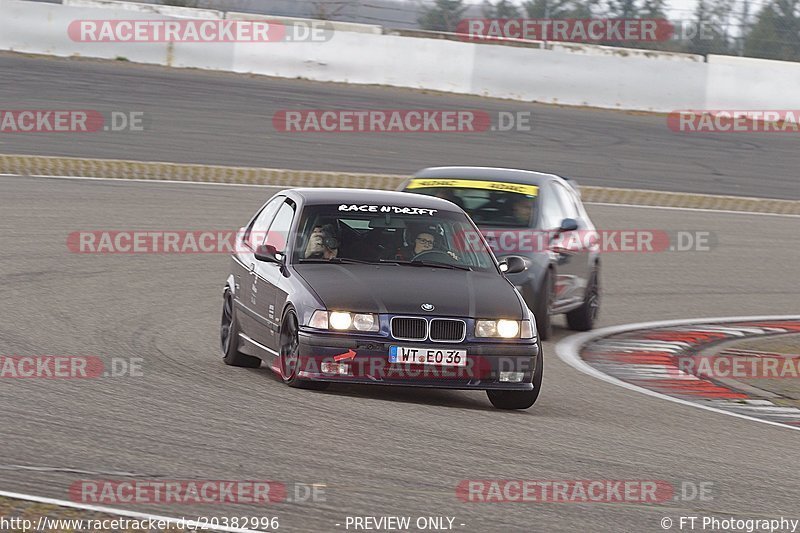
[389,346,467,366]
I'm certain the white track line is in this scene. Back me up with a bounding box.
[2,173,798,218]
[0,489,266,532]
[0,173,284,189]
[585,201,800,218]
[555,315,800,433]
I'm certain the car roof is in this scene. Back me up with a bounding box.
[412,166,563,187]
[283,187,463,211]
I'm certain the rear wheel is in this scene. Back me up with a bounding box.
[487,340,543,410]
[279,310,329,390]
[221,291,261,368]
[532,271,553,341]
[566,268,599,331]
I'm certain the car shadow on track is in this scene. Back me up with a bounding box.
[319,385,500,411]
[241,366,531,412]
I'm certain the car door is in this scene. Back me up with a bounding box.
[252,199,296,352]
[235,196,284,339]
[549,181,591,308]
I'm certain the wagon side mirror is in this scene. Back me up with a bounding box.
[558,218,579,233]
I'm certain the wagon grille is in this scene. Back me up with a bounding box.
[390,317,427,341]
[429,319,466,342]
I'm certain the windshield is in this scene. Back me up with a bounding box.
[404,178,539,227]
[292,203,498,273]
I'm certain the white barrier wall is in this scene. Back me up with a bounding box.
[1,0,796,112]
[233,32,475,93]
[706,54,800,109]
[63,0,223,20]
[470,43,706,109]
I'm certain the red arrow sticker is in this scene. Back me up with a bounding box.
[333,349,356,362]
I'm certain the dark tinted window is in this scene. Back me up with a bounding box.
[265,201,296,253]
[245,196,283,249]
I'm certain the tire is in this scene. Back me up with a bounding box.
[487,340,543,410]
[532,270,553,341]
[279,310,329,391]
[566,268,600,332]
[221,290,262,368]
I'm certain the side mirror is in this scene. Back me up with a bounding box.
[255,244,283,264]
[499,256,526,275]
[558,218,579,233]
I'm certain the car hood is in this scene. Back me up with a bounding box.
[293,264,524,318]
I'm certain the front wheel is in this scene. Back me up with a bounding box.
[566,268,599,331]
[279,310,329,390]
[487,340,543,410]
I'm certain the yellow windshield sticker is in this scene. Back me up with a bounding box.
[407,178,538,196]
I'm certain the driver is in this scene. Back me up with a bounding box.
[303,224,339,260]
[512,196,534,225]
[396,229,458,261]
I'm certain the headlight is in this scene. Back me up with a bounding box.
[308,310,379,332]
[329,311,352,330]
[497,319,520,338]
[352,313,376,331]
[475,319,525,338]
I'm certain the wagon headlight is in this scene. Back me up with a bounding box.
[476,319,533,339]
[308,310,379,332]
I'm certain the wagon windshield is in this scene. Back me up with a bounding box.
[403,178,539,227]
[292,204,498,273]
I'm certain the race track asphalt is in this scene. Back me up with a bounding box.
[1,52,799,200]
[1,174,798,532]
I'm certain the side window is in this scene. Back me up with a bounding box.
[552,183,580,220]
[539,184,567,229]
[245,197,283,249]
[265,201,296,254]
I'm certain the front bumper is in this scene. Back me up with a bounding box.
[296,330,539,390]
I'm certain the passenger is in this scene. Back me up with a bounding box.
[303,224,339,260]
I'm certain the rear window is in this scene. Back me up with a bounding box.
[404,178,538,227]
